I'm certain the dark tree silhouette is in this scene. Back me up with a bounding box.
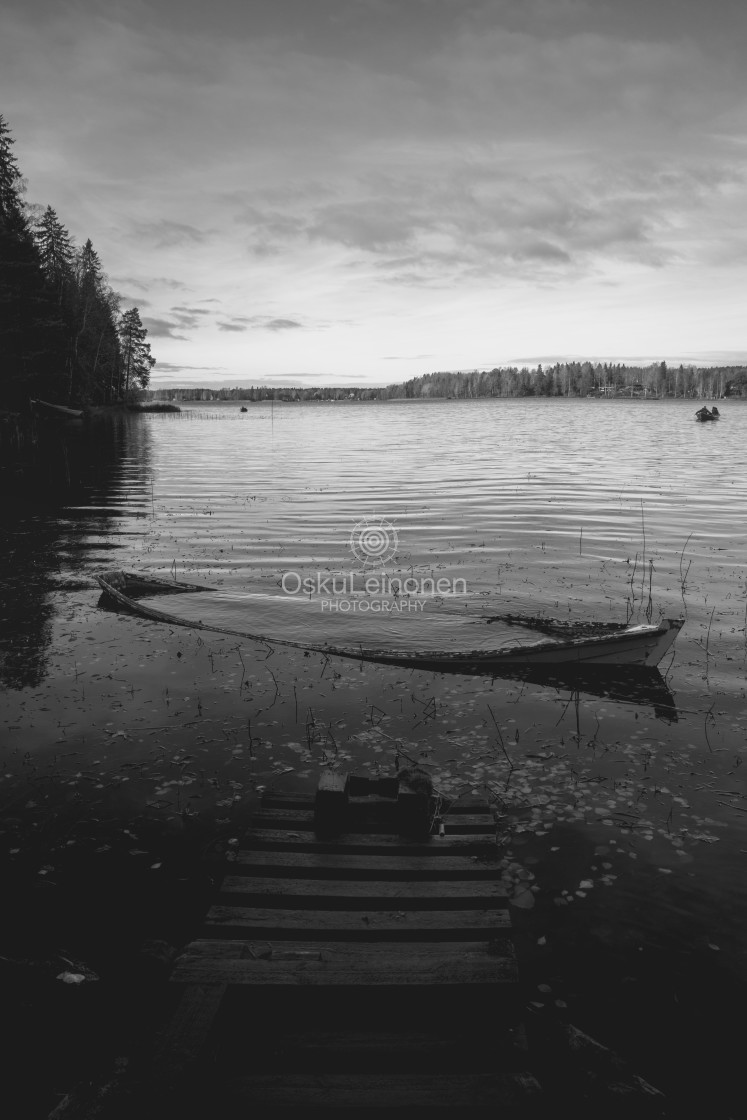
[2,115,156,409]
[73,239,121,403]
[118,306,155,396]
[0,115,65,407]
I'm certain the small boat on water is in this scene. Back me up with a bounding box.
[695,405,720,422]
[97,571,684,669]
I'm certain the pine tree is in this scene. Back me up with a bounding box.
[32,206,78,398]
[35,206,75,298]
[118,307,155,397]
[0,114,27,231]
[77,238,103,291]
[72,239,121,403]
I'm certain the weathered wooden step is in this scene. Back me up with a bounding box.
[172,939,517,986]
[254,1024,529,1071]
[251,807,496,834]
[244,829,499,855]
[172,953,516,987]
[261,792,492,815]
[151,981,228,1085]
[216,1071,543,1109]
[219,875,508,906]
[234,850,501,878]
[180,937,516,960]
[213,1026,530,1077]
[203,905,511,939]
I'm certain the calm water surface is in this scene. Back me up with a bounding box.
[115,398,747,650]
[1,397,746,1103]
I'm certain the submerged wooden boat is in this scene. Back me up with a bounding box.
[97,570,684,669]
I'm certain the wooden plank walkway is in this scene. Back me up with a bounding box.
[151,773,544,1114]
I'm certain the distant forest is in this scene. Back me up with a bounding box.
[0,115,154,411]
[149,361,747,403]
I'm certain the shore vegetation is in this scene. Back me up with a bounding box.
[146,361,746,404]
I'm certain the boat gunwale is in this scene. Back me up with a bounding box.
[96,570,684,667]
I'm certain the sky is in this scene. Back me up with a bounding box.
[2,0,747,388]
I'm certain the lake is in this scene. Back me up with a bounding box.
[1,396,746,1109]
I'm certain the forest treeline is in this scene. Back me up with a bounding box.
[0,115,154,412]
[149,360,747,403]
[383,361,746,400]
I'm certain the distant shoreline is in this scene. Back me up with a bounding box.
[146,360,745,404]
[153,392,741,404]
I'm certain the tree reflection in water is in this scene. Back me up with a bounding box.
[0,414,153,688]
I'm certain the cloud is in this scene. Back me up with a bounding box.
[117,294,150,307]
[131,220,207,249]
[113,275,188,292]
[141,317,189,340]
[513,242,572,264]
[308,200,415,251]
[226,149,734,288]
[169,304,213,328]
[154,362,225,373]
[217,316,304,331]
[383,353,433,360]
[112,275,148,292]
[155,277,190,290]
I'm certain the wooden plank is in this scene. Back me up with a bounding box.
[396,785,431,837]
[317,771,348,794]
[177,938,257,960]
[46,1059,130,1119]
[243,829,499,855]
[151,983,227,1085]
[436,815,496,833]
[234,850,501,877]
[347,774,398,797]
[203,906,510,938]
[262,1027,523,1058]
[178,938,516,963]
[262,792,492,814]
[314,770,349,837]
[170,954,518,986]
[219,875,508,904]
[227,1025,532,1075]
[251,807,496,833]
[219,1072,542,1107]
[269,1028,488,1055]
